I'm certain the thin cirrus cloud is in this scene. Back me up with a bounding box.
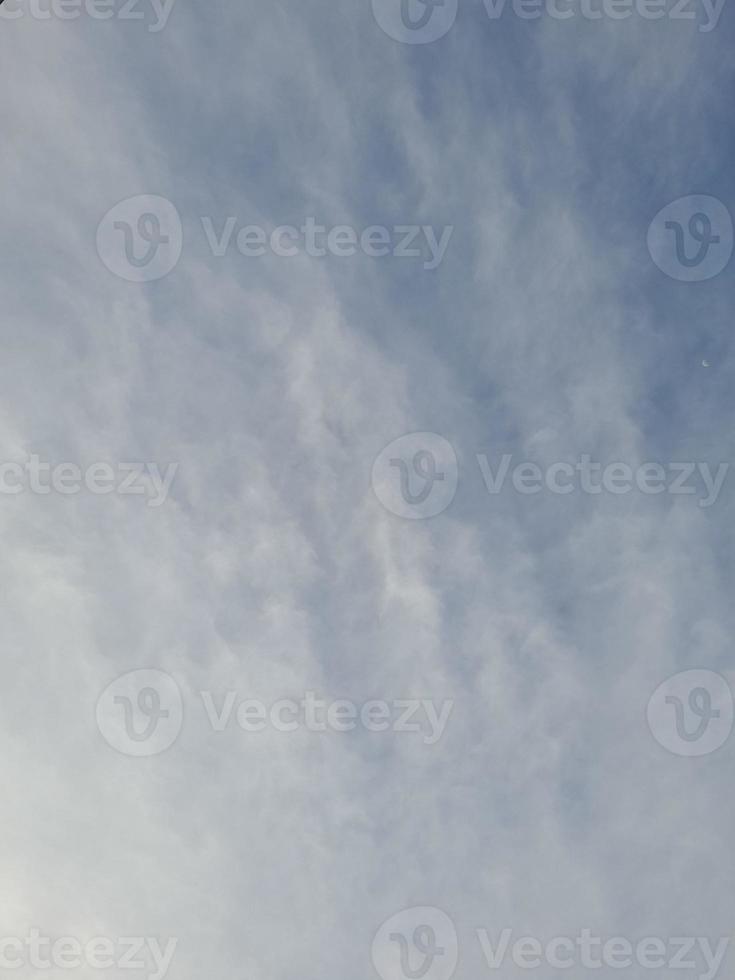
[0,2,734,980]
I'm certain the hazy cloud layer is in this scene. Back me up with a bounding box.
[1,2,734,979]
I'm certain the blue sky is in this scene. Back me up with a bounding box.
[1,1,734,978]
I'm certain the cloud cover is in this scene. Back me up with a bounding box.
[0,1,734,978]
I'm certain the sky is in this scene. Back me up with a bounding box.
[1,1,734,979]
